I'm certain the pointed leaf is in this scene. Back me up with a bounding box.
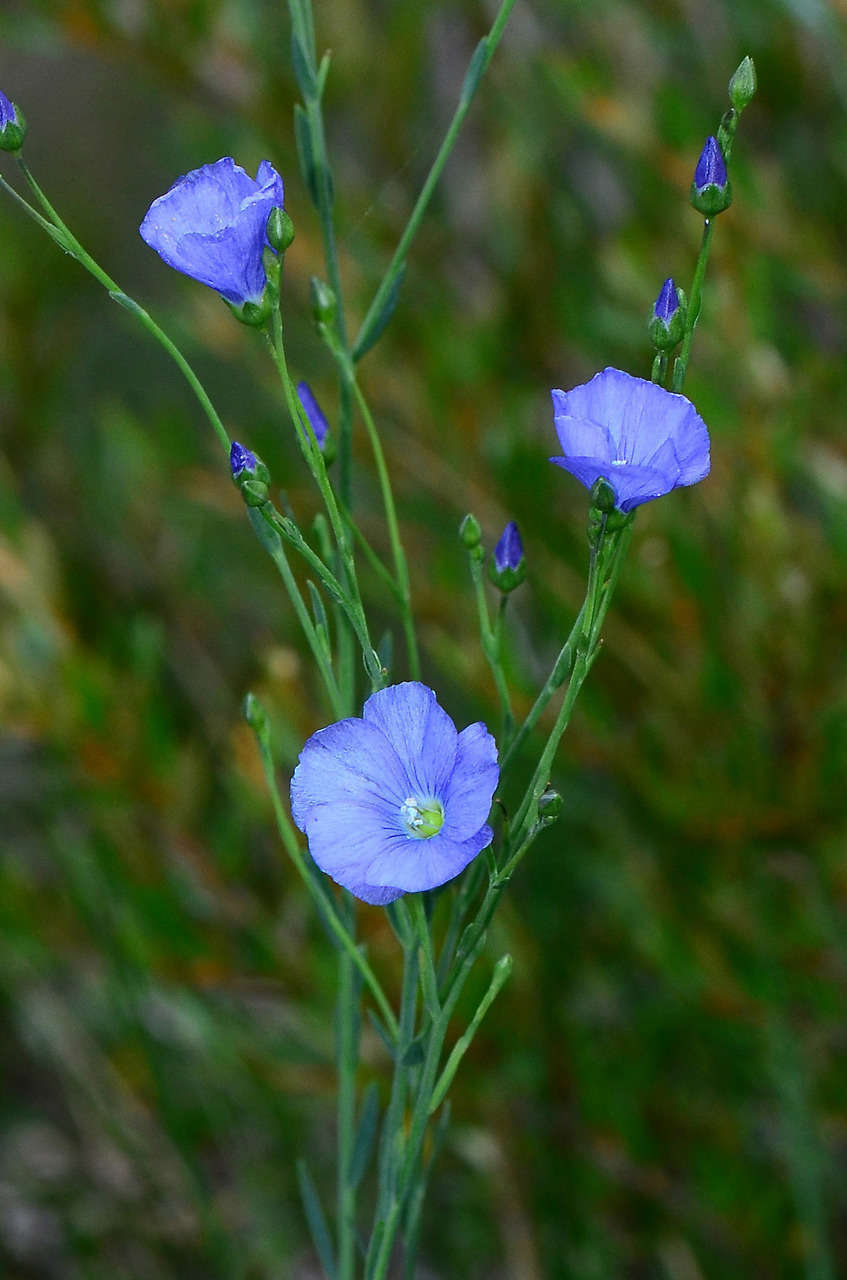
[296,1159,337,1279]
[294,103,319,206]
[349,1082,380,1187]
[353,263,407,361]
[291,30,318,99]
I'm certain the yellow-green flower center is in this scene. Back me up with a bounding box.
[400,796,444,839]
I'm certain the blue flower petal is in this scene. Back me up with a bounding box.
[139,158,285,305]
[441,723,499,842]
[290,718,409,830]
[362,682,458,800]
[363,824,493,894]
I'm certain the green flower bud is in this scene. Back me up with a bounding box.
[728,56,757,112]
[459,513,482,549]
[266,207,295,254]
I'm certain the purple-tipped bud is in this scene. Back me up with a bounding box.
[494,521,523,573]
[489,521,526,592]
[690,136,732,216]
[0,89,26,152]
[296,382,329,451]
[230,441,258,477]
[653,278,678,323]
[648,277,686,350]
[0,91,17,129]
[694,136,727,191]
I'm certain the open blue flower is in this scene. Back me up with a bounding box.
[290,682,499,905]
[550,367,710,513]
[139,158,284,305]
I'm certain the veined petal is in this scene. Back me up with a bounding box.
[290,718,409,831]
[362,682,458,799]
[552,411,616,462]
[363,823,494,893]
[441,722,499,842]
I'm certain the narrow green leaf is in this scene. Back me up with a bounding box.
[307,580,331,645]
[247,506,282,556]
[296,1159,337,1279]
[349,1082,380,1187]
[366,1008,396,1059]
[294,103,319,206]
[401,1036,425,1067]
[460,36,490,107]
[291,29,318,99]
[353,263,406,361]
[317,49,332,97]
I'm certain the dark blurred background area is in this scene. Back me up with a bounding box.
[2,1,847,1276]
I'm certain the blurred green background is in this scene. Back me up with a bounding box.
[2,1,847,1276]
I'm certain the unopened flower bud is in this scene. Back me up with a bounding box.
[648,277,686,350]
[488,521,526,592]
[537,788,563,826]
[310,276,337,329]
[690,136,732,216]
[266,207,295,254]
[296,380,331,456]
[243,691,270,736]
[0,90,26,152]
[728,55,757,112]
[459,513,482,549]
[230,440,270,505]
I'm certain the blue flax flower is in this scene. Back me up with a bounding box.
[550,367,710,513]
[139,158,284,305]
[291,682,499,905]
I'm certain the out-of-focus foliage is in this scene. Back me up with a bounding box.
[2,1,847,1276]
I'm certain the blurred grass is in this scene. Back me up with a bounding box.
[2,0,847,1276]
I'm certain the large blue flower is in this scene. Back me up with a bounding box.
[290,682,499,905]
[139,158,284,305]
[550,367,710,513]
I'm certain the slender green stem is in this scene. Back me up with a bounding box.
[336,894,358,1280]
[339,500,404,603]
[248,509,344,718]
[410,894,441,1021]
[469,552,514,747]
[251,718,398,1040]
[265,308,384,690]
[13,158,230,455]
[499,598,586,778]
[258,503,383,689]
[672,218,715,392]
[350,375,420,680]
[368,924,490,1280]
[368,940,419,1278]
[353,0,518,361]
[510,523,633,847]
[428,954,512,1114]
[287,0,354,505]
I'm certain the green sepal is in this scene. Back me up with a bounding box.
[690,177,733,217]
[225,291,273,327]
[487,556,526,594]
[0,104,26,153]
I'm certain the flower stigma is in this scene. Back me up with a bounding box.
[400,796,445,839]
